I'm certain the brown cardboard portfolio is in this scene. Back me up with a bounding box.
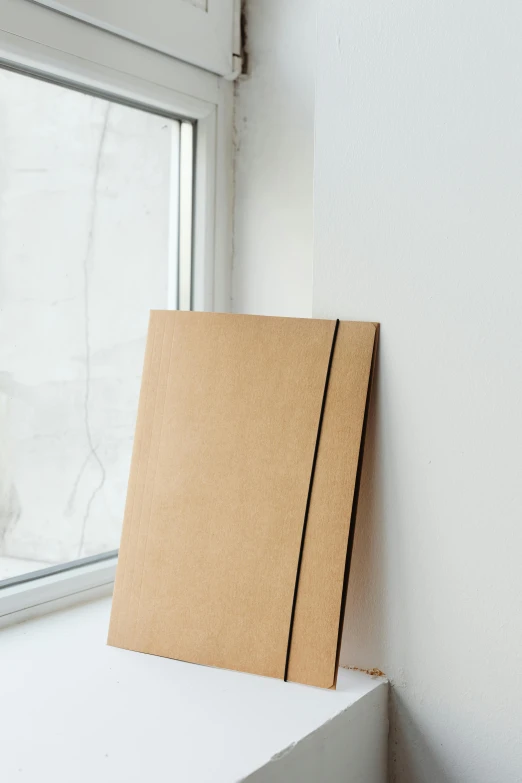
[108,312,377,689]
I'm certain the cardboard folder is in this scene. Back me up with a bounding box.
[108,312,377,689]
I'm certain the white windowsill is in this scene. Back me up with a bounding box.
[0,596,388,783]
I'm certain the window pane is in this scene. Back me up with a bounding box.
[0,69,185,579]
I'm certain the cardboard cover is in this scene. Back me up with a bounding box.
[108,311,377,688]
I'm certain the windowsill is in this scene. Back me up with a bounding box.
[0,597,388,782]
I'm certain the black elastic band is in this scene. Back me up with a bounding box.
[284,319,340,681]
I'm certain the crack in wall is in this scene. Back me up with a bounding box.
[76,104,110,558]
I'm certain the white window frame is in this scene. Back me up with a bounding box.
[0,0,233,626]
[30,0,241,78]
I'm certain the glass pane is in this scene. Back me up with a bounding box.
[0,69,184,580]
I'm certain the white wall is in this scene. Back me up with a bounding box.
[232,0,314,317]
[314,1,522,781]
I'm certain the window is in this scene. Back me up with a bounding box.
[0,69,195,581]
[0,0,233,617]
